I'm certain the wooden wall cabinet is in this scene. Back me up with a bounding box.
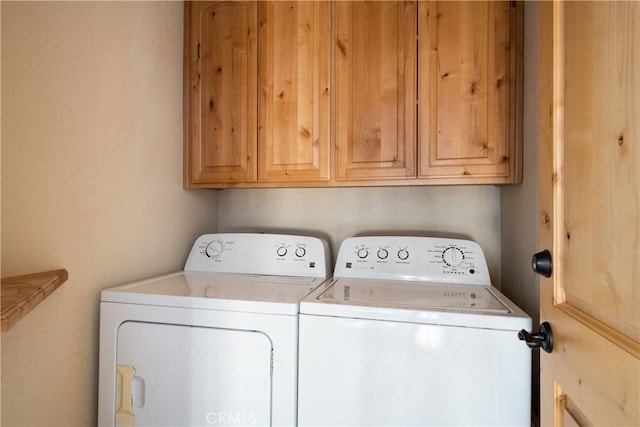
[418,1,522,184]
[185,1,258,185]
[334,1,416,180]
[258,1,331,182]
[185,1,330,186]
[184,1,523,188]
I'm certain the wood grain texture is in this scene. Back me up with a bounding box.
[1,270,68,333]
[185,1,257,184]
[334,1,416,180]
[419,0,522,182]
[184,0,523,189]
[539,2,640,425]
[561,0,639,344]
[258,1,330,182]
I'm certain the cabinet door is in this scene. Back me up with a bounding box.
[419,1,521,183]
[185,1,257,185]
[258,2,331,182]
[335,1,417,180]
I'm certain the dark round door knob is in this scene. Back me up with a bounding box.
[532,250,553,277]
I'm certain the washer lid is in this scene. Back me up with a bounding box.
[101,271,329,315]
[321,278,508,312]
[300,278,531,330]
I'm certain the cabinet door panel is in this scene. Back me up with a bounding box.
[335,1,416,180]
[258,1,330,182]
[186,1,257,184]
[419,1,519,181]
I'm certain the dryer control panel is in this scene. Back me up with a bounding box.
[334,236,491,286]
[185,233,331,278]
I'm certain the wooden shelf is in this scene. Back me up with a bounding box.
[1,269,68,333]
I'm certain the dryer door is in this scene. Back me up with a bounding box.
[115,321,272,427]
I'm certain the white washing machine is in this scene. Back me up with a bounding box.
[298,236,532,426]
[98,233,331,427]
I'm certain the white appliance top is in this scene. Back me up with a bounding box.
[102,271,329,315]
[301,236,531,330]
[101,233,332,315]
[320,278,509,312]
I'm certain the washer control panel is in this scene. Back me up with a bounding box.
[335,236,491,285]
[185,233,330,278]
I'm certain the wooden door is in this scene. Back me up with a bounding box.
[539,2,639,425]
[185,1,257,185]
[258,1,330,182]
[334,1,416,181]
[419,1,521,184]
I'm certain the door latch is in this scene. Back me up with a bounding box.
[518,321,554,353]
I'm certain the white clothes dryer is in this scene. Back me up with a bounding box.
[298,236,532,426]
[98,233,330,427]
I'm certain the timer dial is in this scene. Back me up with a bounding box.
[357,248,369,259]
[295,246,306,258]
[277,246,288,257]
[442,247,465,267]
[397,249,409,261]
[205,240,224,259]
[377,248,389,260]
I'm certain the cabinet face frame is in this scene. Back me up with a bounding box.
[418,1,523,184]
[257,1,331,182]
[184,1,258,186]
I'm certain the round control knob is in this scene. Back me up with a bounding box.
[277,246,288,257]
[357,248,369,259]
[442,247,465,267]
[205,240,224,259]
[397,249,409,260]
[295,246,306,258]
[377,248,389,260]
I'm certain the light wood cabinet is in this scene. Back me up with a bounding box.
[334,1,416,180]
[185,1,258,185]
[185,1,330,186]
[184,1,522,188]
[258,1,331,182]
[418,1,521,184]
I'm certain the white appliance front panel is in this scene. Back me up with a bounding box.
[334,236,491,285]
[297,314,531,426]
[99,303,299,426]
[185,233,330,278]
[116,322,272,427]
[102,271,328,315]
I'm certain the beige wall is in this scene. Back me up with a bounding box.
[218,186,503,286]
[1,2,217,425]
